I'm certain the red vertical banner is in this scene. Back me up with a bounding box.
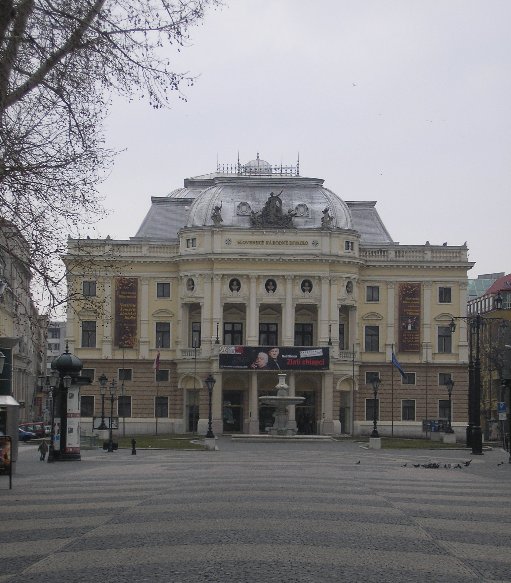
[114,277,138,348]
[398,283,421,352]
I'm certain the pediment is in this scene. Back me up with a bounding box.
[362,312,383,321]
[434,313,454,322]
[152,309,174,318]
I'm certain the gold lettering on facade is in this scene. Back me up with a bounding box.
[236,239,309,246]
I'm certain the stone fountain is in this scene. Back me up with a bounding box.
[258,373,305,436]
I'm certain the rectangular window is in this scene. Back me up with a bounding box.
[402,399,416,421]
[438,326,452,353]
[402,373,416,385]
[156,322,171,349]
[81,321,96,348]
[186,238,197,248]
[365,398,379,421]
[439,287,452,303]
[156,369,169,383]
[47,343,59,351]
[118,368,132,381]
[118,396,131,418]
[191,322,201,348]
[80,369,95,382]
[366,371,380,384]
[366,286,380,302]
[345,241,354,251]
[339,323,345,350]
[259,323,278,346]
[80,395,94,417]
[438,372,452,386]
[49,328,60,339]
[83,281,96,297]
[157,282,170,298]
[364,326,379,352]
[155,396,169,418]
[223,322,243,345]
[294,323,313,346]
[439,399,450,419]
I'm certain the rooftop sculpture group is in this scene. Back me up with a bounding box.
[250,191,296,228]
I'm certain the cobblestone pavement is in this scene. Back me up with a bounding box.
[1,439,510,583]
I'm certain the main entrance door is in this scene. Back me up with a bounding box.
[223,390,243,433]
[296,391,316,435]
[186,390,199,433]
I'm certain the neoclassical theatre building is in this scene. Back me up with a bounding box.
[65,156,472,437]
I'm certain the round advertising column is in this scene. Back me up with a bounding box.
[51,345,83,461]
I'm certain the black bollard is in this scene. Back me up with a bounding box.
[131,438,136,455]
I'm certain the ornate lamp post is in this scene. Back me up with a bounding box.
[450,311,507,455]
[450,316,482,454]
[371,376,381,438]
[107,379,117,452]
[204,374,216,439]
[97,373,108,430]
[38,369,60,463]
[445,378,455,433]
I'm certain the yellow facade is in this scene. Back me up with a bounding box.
[64,160,472,437]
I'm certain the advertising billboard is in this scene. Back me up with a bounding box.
[398,282,421,352]
[114,277,138,348]
[219,346,329,370]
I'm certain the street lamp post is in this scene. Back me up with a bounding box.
[450,315,483,454]
[445,378,455,433]
[97,373,108,430]
[371,376,381,438]
[204,374,216,439]
[450,311,507,456]
[107,379,117,452]
[38,370,60,463]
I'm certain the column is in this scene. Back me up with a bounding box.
[212,372,223,435]
[212,274,222,340]
[283,276,294,345]
[321,372,334,434]
[203,274,213,343]
[330,277,339,356]
[386,281,395,359]
[101,278,112,359]
[247,275,258,345]
[320,276,330,344]
[139,277,149,359]
[422,282,432,362]
[248,371,259,434]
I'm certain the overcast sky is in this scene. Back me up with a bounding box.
[96,0,510,278]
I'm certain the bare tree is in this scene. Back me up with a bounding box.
[0,0,218,314]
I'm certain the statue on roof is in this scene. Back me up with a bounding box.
[250,190,294,228]
[211,202,223,226]
[321,207,334,230]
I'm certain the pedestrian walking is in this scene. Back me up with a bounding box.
[38,440,48,461]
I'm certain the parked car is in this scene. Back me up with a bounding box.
[19,422,46,438]
[18,428,36,442]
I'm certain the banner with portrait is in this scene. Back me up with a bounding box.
[114,277,138,348]
[398,282,421,352]
[219,346,329,370]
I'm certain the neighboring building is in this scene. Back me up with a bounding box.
[467,273,504,302]
[0,219,45,424]
[468,273,511,440]
[46,321,67,370]
[64,156,472,437]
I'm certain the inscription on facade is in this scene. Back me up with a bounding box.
[236,240,309,246]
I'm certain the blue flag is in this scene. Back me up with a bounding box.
[392,352,407,379]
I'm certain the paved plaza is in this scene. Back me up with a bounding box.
[1,438,511,583]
